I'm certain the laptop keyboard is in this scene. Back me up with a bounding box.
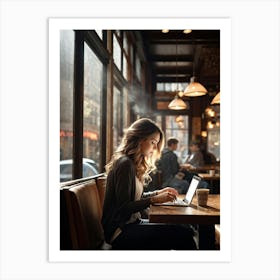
[173,199,186,205]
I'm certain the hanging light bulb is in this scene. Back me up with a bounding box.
[168,37,187,110]
[168,95,187,110]
[183,41,207,97]
[184,77,207,96]
[211,91,220,105]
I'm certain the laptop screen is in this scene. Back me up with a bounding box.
[184,175,201,203]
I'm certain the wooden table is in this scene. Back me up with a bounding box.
[198,173,220,194]
[198,173,220,180]
[181,164,219,174]
[149,194,220,250]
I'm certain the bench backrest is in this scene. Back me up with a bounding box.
[61,180,104,250]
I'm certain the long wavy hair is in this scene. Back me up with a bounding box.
[106,118,164,184]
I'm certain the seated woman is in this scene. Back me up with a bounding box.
[101,118,197,250]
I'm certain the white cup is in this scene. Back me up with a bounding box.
[209,169,215,176]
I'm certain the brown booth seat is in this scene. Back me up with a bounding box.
[96,176,107,210]
[60,177,111,250]
[215,224,220,249]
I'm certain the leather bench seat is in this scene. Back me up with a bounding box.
[60,178,111,250]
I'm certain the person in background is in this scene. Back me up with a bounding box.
[183,140,205,169]
[101,118,197,250]
[200,142,217,165]
[156,137,190,194]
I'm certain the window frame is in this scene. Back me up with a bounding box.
[72,30,109,179]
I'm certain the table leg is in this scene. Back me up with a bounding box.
[198,224,216,250]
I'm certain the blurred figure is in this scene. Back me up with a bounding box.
[200,142,217,165]
[183,140,205,169]
[157,137,190,194]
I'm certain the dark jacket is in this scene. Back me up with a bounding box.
[185,151,205,167]
[101,156,153,243]
[157,148,180,185]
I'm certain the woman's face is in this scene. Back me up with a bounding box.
[140,132,160,158]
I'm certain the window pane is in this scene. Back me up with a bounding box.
[60,30,74,181]
[165,115,189,163]
[113,34,121,71]
[95,29,102,39]
[122,87,129,129]
[130,44,134,65]
[155,115,162,129]
[156,82,188,92]
[123,54,128,80]
[135,54,141,81]
[123,32,129,54]
[83,42,103,174]
[113,86,122,152]
[207,126,220,161]
[156,83,164,91]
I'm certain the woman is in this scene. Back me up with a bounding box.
[101,118,196,250]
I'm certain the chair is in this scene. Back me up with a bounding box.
[61,180,106,250]
[215,224,220,249]
[96,176,107,210]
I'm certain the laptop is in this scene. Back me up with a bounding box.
[154,175,201,207]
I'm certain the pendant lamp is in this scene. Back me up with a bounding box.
[168,38,188,110]
[183,43,207,97]
[211,91,220,105]
[168,94,187,110]
[184,76,207,97]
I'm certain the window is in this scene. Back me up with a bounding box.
[123,32,129,53]
[123,32,129,80]
[60,30,74,166]
[207,126,220,161]
[113,33,122,71]
[156,82,188,92]
[113,86,122,152]
[122,87,129,129]
[123,54,128,80]
[95,29,102,39]
[165,115,189,163]
[135,54,141,81]
[83,42,103,173]
[154,115,162,131]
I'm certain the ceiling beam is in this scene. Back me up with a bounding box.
[154,66,193,74]
[149,54,193,62]
[155,76,191,83]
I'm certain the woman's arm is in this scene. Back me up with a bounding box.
[114,157,151,216]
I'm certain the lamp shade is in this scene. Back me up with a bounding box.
[211,91,220,105]
[184,77,207,97]
[168,95,187,110]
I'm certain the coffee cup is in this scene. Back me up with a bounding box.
[209,169,215,176]
[196,189,209,206]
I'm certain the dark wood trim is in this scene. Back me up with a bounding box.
[156,76,191,83]
[73,32,84,179]
[155,66,193,75]
[60,173,106,188]
[113,64,128,87]
[76,30,110,64]
[100,63,108,173]
[149,54,193,62]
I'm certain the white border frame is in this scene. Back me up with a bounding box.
[49,18,231,262]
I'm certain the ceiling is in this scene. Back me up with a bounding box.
[140,30,220,95]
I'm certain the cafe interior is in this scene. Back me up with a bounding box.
[60,29,221,251]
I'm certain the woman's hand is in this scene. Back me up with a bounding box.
[157,187,179,197]
[150,192,176,204]
[151,188,178,204]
